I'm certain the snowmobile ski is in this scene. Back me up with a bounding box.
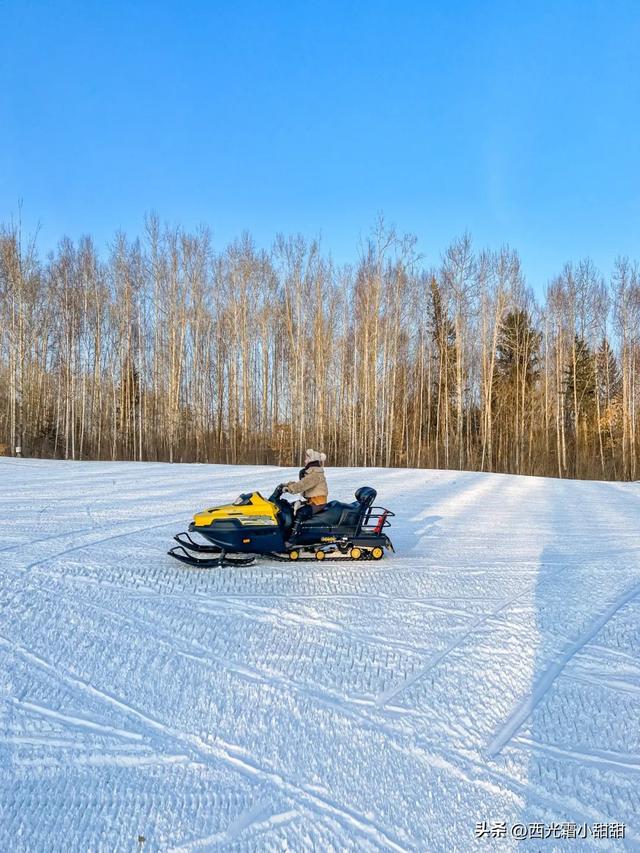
[167,544,256,568]
[172,531,222,553]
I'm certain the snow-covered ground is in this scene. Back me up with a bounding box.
[0,459,639,851]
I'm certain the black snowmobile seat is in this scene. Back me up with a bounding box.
[302,501,349,526]
[301,487,378,528]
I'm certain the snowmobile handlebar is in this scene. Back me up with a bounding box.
[269,484,287,502]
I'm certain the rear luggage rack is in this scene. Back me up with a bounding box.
[359,506,395,536]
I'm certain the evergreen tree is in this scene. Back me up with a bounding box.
[596,337,621,403]
[564,336,596,429]
[595,337,622,455]
[491,309,542,473]
[493,310,541,389]
[429,277,456,352]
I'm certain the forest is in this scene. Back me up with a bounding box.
[1,216,639,481]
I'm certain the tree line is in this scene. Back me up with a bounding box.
[1,215,639,480]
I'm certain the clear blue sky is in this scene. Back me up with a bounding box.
[1,0,639,292]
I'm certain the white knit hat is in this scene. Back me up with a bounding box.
[305,449,327,464]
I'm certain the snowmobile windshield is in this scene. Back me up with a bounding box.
[232,493,254,506]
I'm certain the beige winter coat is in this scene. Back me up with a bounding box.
[285,466,328,502]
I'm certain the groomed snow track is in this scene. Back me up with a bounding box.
[1,459,639,850]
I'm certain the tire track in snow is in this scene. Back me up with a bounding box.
[8,572,427,733]
[487,580,640,757]
[198,596,465,657]
[514,736,640,775]
[427,740,640,846]
[10,585,610,850]
[169,803,299,851]
[562,671,640,698]
[375,573,553,708]
[10,698,144,742]
[0,634,416,851]
[5,579,636,848]
[0,523,99,554]
[17,516,187,574]
[375,474,631,710]
[0,506,185,555]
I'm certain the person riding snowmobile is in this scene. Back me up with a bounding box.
[282,450,328,518]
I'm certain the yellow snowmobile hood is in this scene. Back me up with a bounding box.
[192,491,279,528]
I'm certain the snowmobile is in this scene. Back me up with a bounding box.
[168,484,394,568]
